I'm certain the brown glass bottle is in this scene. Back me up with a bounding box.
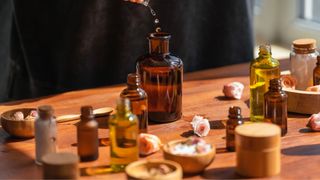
[136,32,183,123]
[313,56,320,85]
[264,78,288,136]
[120,73,148,133]
[77,106,99,161]
[226,106,244,152]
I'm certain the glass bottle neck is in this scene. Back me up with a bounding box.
[148,38,170,54]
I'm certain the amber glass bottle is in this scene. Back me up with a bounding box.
[250,44,280,122]
[264,78,288,136]
[77,106,99,162]
[136,32,183,123]
[313,56,320,85]
[226,106,244,152]
[120,73,148,133]
[109,98,139,172]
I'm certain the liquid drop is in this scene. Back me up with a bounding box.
[155,27,161,33]
[154,19,159,24]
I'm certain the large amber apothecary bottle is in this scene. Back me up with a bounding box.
[136,32,183,123]
[250,44,280,122]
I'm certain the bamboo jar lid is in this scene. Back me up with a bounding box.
[235,123,281,178]
[42,152,79,179]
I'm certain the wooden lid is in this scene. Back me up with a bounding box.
[235,123,281,151]
[292,39,316,49]
[42,152,79,165]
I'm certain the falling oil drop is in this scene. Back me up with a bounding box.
[154,19,159,24]
[155,27,161,33]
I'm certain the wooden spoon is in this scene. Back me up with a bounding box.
[56,107,113,123]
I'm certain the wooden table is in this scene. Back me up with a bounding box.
[0,60,318,179]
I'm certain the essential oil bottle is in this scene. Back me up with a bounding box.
[77,106,99,161]
[313,56,320,85]
[109,98,139,172]
[226,106,244,151]
[120,73,148,133]
[136,32,183,123]
[250,44,280,122]
[264,78,288,136]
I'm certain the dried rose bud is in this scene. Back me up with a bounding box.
[306,113,320,131]
[139,133,162,156]
[223,82,244,100]
[190,115,210,137]
[306,85,320,92]
[12,111,24,121]
[281,75,296,89]
[30,110,38,117]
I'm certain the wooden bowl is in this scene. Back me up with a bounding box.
[125,159,182,180]
[284,88,320,114]
[1,108,36,138]
[163,139,216,174]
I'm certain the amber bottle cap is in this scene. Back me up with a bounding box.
[38,105,54,120]
[127,73,141,86]
[80,106,94,119]
[148,32,171,40]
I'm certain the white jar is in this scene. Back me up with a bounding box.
[35,105,57,165]
[290,39,319,90]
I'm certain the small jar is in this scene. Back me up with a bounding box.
[290,39,319,90]
[35,105,57,165]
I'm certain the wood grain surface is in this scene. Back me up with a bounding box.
[1,60,318,179]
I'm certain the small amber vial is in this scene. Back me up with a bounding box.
[313,56,320,85]
[77,106,99,161]
[264,78,288,136]
[226,106,244,152]
[120,73,148,133]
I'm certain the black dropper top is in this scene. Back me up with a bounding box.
[228,106,242,119]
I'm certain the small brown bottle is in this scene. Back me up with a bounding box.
[120,73,148,133]
[226,106,244,152]
[313,56,320,85]
[77,106,99,161]
[264,78,288,136]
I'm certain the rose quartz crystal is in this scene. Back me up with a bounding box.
[139,133,162,156]
[12,111,24,121]
[307,113,320,131]
[190,115,210,137]
[222,82,244,99]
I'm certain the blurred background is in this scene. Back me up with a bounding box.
[0,0,319,102]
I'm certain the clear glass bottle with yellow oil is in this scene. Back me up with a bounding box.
[250,44,280,122]
[109,98,139,172]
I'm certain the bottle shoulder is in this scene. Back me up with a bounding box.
[137,53,183,68]
[120,88,148,100]
[251,56,279,69]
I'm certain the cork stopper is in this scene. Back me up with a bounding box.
[228,106,242,119]
[80,106,94,119]
[292,38,316,53]
[38,105,54,120]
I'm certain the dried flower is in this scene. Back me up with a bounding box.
[281,75,296,89]
[306,113,320,131]
[139,133,162,156]
[190,115,210,137]
[223,82,244,100]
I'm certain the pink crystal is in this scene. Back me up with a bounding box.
[223,82,244,99]
[307,113,320,131]
[190,115,210,137]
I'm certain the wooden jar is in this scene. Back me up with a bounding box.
[235,123,281,177]
[42,152,79,179]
